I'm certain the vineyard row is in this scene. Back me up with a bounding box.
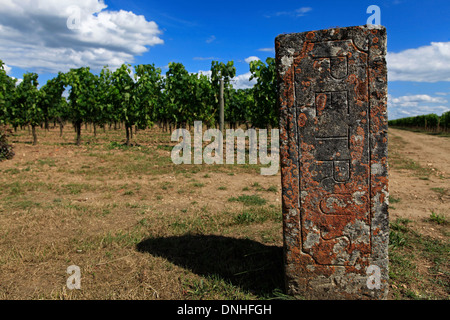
[0,58,277,146]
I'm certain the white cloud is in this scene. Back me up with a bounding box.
[391,105,449,119]
[266,7,312,18]
[3,64,12,75]
[295,7,313,16]
[387,42,450,82]
[206,35,216,44]
[258,47,275,53]
[388,93,450,119]
[197,70,212,79]
[230,72,256,89]
[193,57,219,61]
[196,70,255,89]
[0,0,164,73]
[390,94,447,107]
[244,56,260,64]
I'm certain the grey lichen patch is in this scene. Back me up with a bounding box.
[300,191,308,201]
[371,163,383,175]
[288,208,298,218]
[331,237,351,265]
[307,264,316,272]
[352,191,366,205]
[344,220,371,243]
[303,231,320,250]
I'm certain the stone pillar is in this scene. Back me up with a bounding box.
[276,25,389,299]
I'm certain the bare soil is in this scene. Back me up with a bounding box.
[388,128,449,239]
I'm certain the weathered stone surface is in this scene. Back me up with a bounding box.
[276,25,389,299]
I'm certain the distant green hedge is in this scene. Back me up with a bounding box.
[389,111,450,131]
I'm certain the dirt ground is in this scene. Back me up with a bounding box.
[0,126,448,300]
[388,128,449,239]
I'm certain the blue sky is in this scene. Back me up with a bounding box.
[1,0,449,119]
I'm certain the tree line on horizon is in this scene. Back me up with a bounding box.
[388,112,450,132]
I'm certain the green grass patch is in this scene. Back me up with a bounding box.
[233,207,281,225]
[389,218,450,299]
[389,150,433,178]
[192,182,204,188]
[389,196,401,204]
[37,158,56,167]
[160,182,173,190]
[228,194,267,206]
[106,141,131,150]
[156,144,173,151]
[169,214,219,235]
[428,211,447,225]
[430,187,447,196]
[2,181,53,195]
[3,168,21,175]
[61,183,91,195]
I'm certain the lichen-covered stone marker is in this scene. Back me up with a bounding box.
[276,25,389,299]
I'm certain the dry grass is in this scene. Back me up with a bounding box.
[0,124,284,300]
[0,125,448,300]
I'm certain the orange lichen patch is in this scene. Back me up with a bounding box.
[294,41,317,67]
[281,67,295,109]
[301,81,311,89]
[315,93,327,116]
[356,124,366,136]
[356,81,368,101]
[313,60,320,69]
[300,142,315,153]
[275,40,281,50]
[298,113,308,127]
[306,31,315,40]
[347,74,358,85]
